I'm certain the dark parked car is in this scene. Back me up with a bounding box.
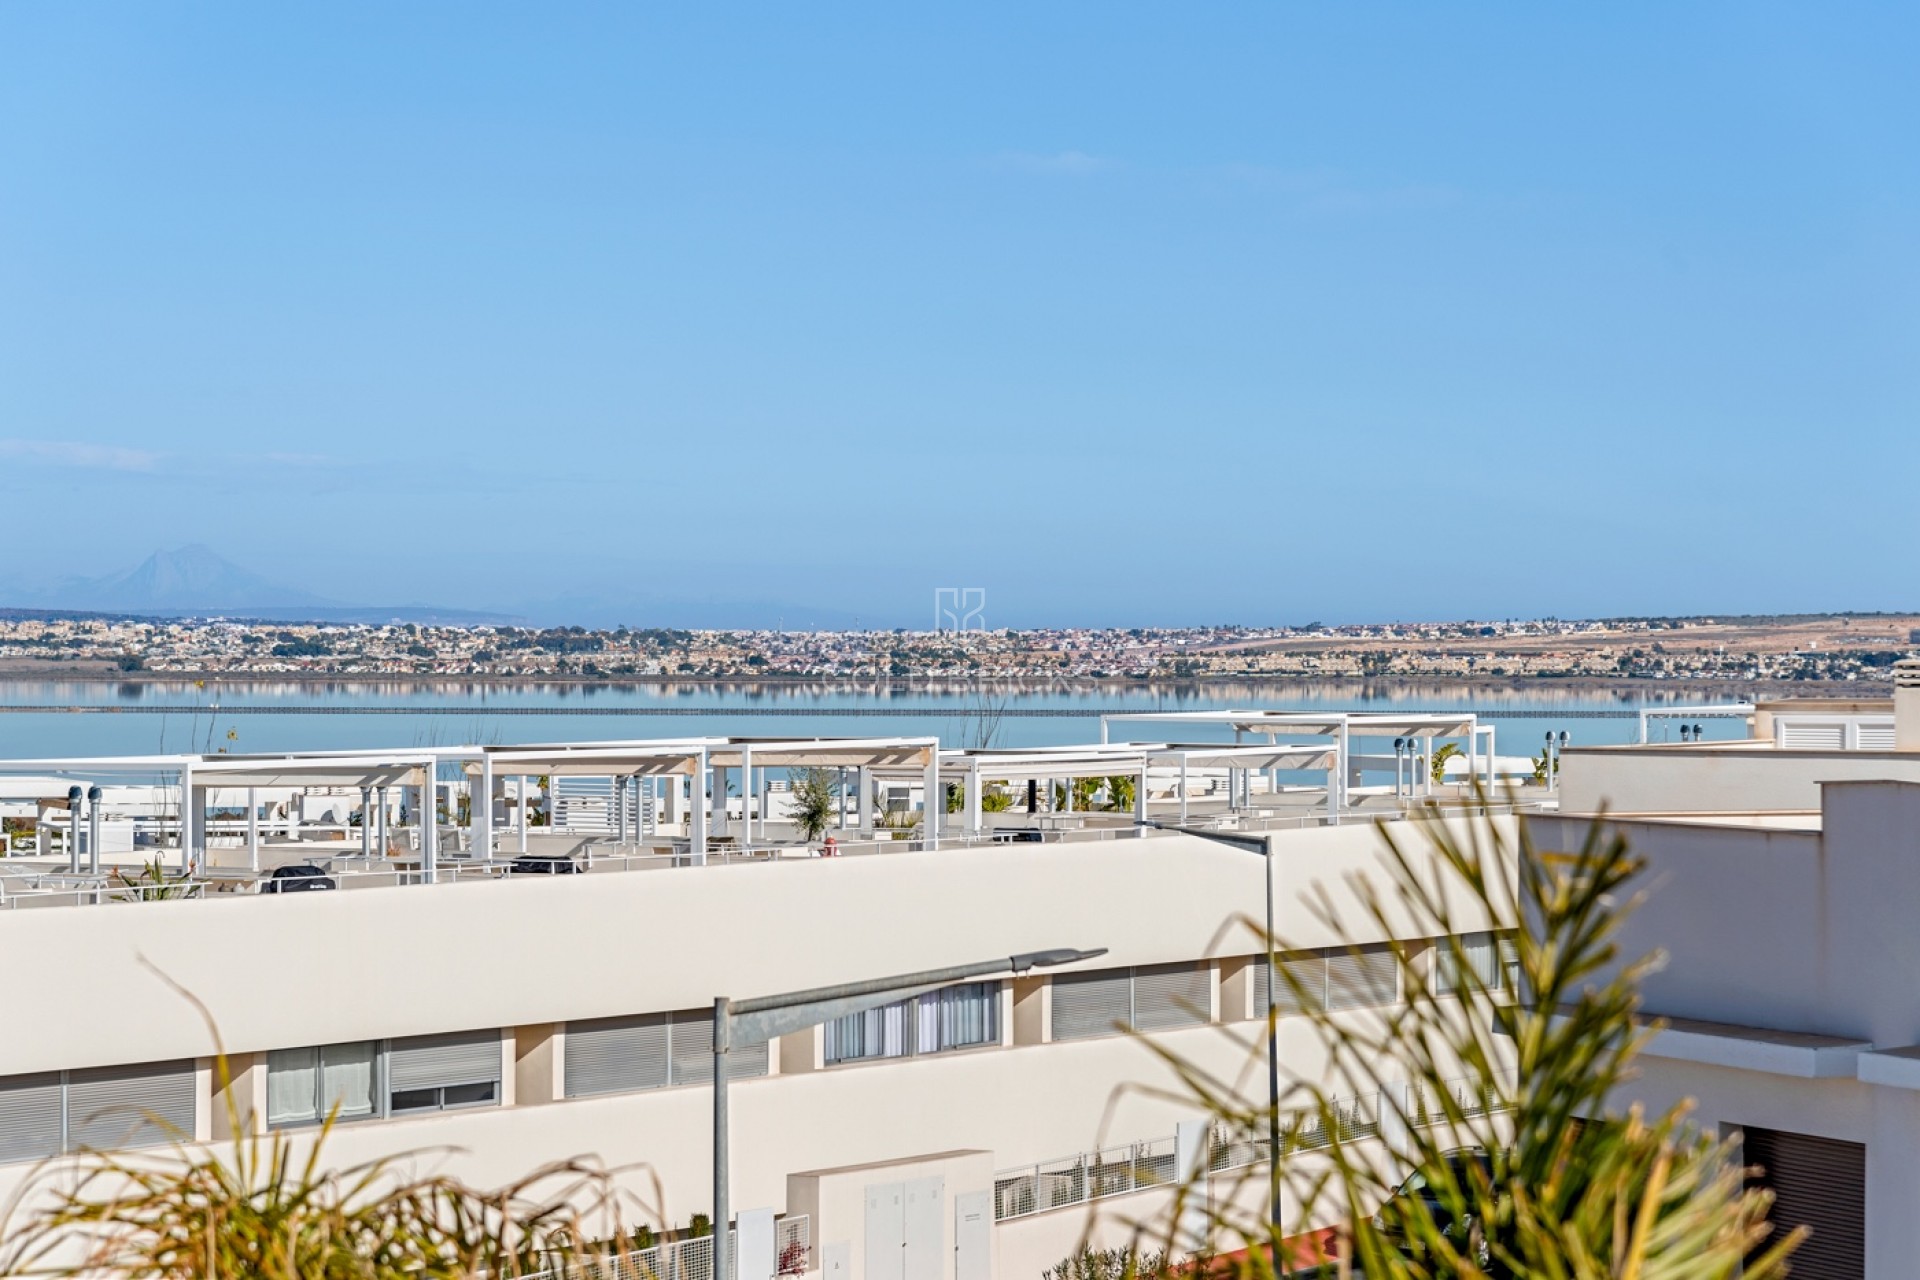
[1373,1148,1500,1269]
[991,829,1047,844]
[261,864,336,894]
[509,855,581,875]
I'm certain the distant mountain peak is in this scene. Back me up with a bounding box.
[6,547,523,626]
[78,545,336,613]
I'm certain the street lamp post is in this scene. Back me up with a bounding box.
[1146,820,1283,1240]
[710,946,1108,1280]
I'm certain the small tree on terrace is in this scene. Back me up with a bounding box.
[788,767,839,843]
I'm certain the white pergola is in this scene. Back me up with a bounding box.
[929,740,1341,835]
[469,736,941,861]
[1096,709,1494,808]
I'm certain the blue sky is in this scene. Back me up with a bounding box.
[2,4,1916,627]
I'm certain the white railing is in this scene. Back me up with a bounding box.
[993,1137,1179,1222]
[0,800,1528,913]
[522,1217,807,1280]
[992,1074,1517,1223]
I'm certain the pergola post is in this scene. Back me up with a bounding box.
[923,751,941,850]
[477,754,494,860]
[514,779,527,854]
[857,766,873,836]
[1179,755,1190,824]
[378,785,392,856]
[1135,759,1149,824]
[740,747,753,848]
[965,763,981,838]
[178,761,198,875]
[710,763,728,840]
[359,786,373,859]
[691,749,710,863]
[837,766,848,830]
[420,766,438,884]
[1335,722,1351,824]
[247,787,259,872]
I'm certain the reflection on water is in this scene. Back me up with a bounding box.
[11,677,1742,711]
[0,678,1761,760]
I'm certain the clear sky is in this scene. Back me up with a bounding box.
[2,4,1916,627]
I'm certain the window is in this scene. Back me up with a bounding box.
[266,1042,376,1128]
[1253,945,1400,1017]
[563,1009,767,1098]
[264,1031,502,1127]
[387,1031,502,1115]
[824,982,1000,1065]
[1051,966,1209,1042]
[0,1061,196,1165]
[1435,932,1514,997]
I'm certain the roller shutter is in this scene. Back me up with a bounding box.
[1254,953,1327,1018]
[1131,963,1209,1030]
[662,1010,766,1085]
[1326,945,1398,1012]
[1744,1127,1863,1279]
[1051,970,1133,1041]
[66,1060,195,1152]
[0,1072,63,1165]
[388,1031,501,1092]
[565,1014,670,1098]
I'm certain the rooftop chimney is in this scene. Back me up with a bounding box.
[1897,657,1920,751]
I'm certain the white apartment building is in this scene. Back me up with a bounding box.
[1547,661,1920,1280]
[0,729,1516,1280]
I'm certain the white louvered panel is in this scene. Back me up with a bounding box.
[565,1014,670,1098]
[552,776,617,833]
[1130,963,1210,1030]
[1255,952,1327,1018]
[0,1072,63,1165]
[1326,945,1398,1012]
[667,1010,767,1085]
[1050,969,1133,1041]
[1858,725,1897,750]
[1778,722,1845,750]
[66,1060,195,1152]
[387,1031,501,1091]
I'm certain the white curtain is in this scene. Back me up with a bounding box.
[1437,932,1498,995]
[937,982,998,1050]
[827,1000,913,1063]
[265,1047,318,1126]
[320,1041,377,1119]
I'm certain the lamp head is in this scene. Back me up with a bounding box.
[1010,947,1108,973]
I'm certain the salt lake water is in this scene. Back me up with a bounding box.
[0,679,1755,760]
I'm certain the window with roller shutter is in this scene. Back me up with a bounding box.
[0,1072,63,1165]
[563,1010,767,1096]
[1253,952,1329,1018]
[1742,1127,1864,1280]
[565,1014,671,1098]
[1326,945,1398,1011]
[1050,969,1134,1041]
[65,1060,196,1153]
[1131,963,1210,1030]
[387,1030,502,1115]
[0,1060,198,1164]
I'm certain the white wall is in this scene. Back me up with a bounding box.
[1558,746,1920,815]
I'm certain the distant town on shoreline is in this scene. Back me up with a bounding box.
[0,611,1913,686]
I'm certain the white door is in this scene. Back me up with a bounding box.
[865,1183,905,1280]
[902,1176,945,1280]
[954,1191,991,1280]
[823,1242,851,1280]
